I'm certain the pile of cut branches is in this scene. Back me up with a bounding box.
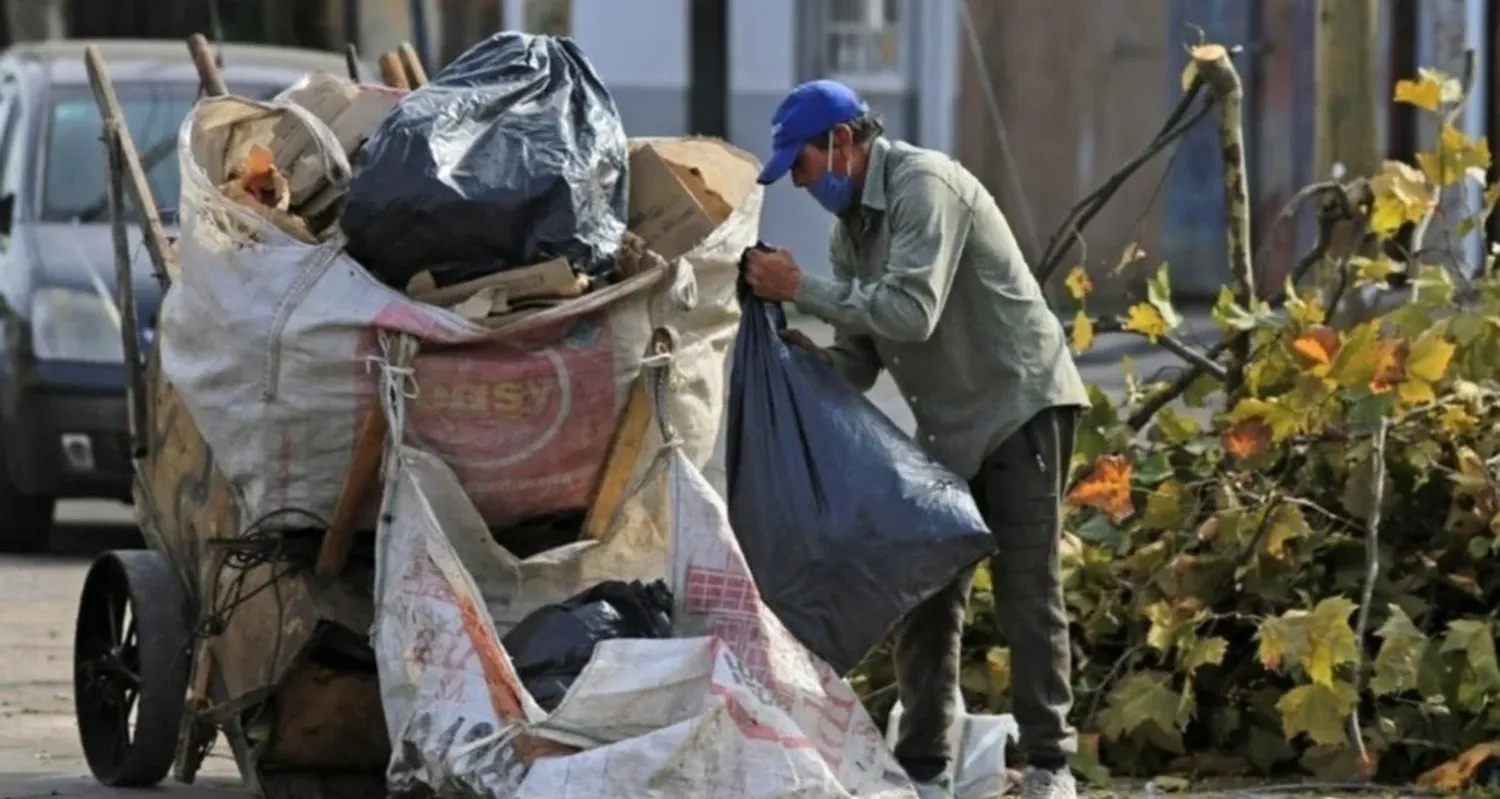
[853,57,1500,791]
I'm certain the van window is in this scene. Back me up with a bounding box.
[41,81,280,223]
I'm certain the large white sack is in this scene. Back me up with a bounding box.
[162,96,746,530]
[369,347,914,798]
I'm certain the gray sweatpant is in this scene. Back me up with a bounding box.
[890,405,1079,781]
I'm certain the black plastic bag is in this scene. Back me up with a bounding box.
[501,579,674,711]
[726,269,996,675]
[341,32,629,289]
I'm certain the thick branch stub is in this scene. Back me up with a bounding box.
[1190,43,1255,395]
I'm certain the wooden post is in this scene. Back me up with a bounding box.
[186,34,228,98]
[84,46,175,285]
[1314,0,1382,182]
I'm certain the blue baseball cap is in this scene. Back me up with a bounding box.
[757,79,868,185]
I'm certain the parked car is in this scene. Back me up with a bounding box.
[0,39,348,552]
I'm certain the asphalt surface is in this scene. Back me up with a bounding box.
[0,318,1212,798]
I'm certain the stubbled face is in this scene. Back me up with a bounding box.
[789,124,853,188]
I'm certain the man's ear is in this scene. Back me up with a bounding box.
[833,123,854,149]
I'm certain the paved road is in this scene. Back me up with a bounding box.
[0,326,1206,797]
[0,502,246,797]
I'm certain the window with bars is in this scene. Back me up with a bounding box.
[803,0,906,90]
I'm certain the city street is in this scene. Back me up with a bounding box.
[0,321,1207,797]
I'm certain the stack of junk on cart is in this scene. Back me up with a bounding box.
[74,31,1017,799]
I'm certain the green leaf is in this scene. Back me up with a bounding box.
[1072,514,1123,548]
[1179,634,1228,675]
[1141,480,1188,531]
[1098,671,1184,748]
[1371,604,1428,696]
[1302,597,1361,687]
[1154,407,1203,445]
[1182,373,1221,408]
[1146,264,1184,331]
[1135,452,1174,485]
[1276,680,1357,746]
[1212,285,1259,332]
[1442,618,1500,692]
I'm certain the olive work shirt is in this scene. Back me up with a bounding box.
[791,137,1090,480]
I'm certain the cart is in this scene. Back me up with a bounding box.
[69,36,432,799]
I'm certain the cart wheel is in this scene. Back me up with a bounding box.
[74,550,190,787]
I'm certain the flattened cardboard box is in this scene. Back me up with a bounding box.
[626,137,759,262]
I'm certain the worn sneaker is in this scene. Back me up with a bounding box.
[1021,767,1077,799]
[911,775,954,799]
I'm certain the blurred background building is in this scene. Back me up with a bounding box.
[2,0,1494,305]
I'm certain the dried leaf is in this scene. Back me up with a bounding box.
[1289,325,1340,368]
[1222,418,1272,461]
[1065,266,1094,300]
[1067,455,1134,522]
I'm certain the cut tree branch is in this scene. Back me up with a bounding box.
[1347,418,1389,771]
[1189,43,1254,394]
[1036,80,1215,285]
[1125,183,1359,431]
[1073,316,1229,381]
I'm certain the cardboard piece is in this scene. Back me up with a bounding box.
[626,137,758,262]
[405,256,581,307]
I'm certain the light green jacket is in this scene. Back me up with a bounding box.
[793,137,1089,479]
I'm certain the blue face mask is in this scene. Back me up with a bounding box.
[807,133,857,215]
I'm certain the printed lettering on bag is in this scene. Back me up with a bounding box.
[360,312,618,525]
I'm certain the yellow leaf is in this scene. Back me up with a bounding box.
[1258,610,1309,672]
[1438,405,1475,437]
[1142,480,1187,531]
[1350,256,1400,287]
[1067,455,1134,522]
[1225,397,1303,442]
[1328,321,1384,388]
[1284,278,1326,326]
[1123,303,1170,343]
[1072,310,1095,355]
[1065,266,1093,300]
[1145,601,1187,653]
[1406,331,1455,384]
[1180,635,1228,675]
[1277,681,1357,746]
[1369,160,1438,237]
[1393,76,1442,111]
[1262,504,1309,561]
[1416,124,1492,187]
[1302,597,1360,687]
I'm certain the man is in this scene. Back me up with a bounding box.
[744,79,1090,799]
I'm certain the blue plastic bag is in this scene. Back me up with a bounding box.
[726,270,996,675]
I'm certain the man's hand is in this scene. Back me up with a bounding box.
[745,247,803,302]
[780,328,832,365]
